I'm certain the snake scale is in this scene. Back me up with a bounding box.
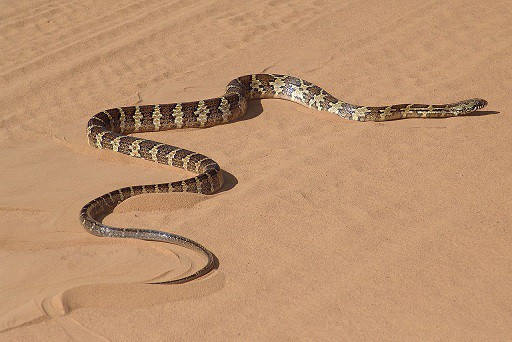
[80,74,487,284]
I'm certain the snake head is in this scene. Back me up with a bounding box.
[457,98,488,113]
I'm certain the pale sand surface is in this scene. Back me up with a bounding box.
[1,0,511,340]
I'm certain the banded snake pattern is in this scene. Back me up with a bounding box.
[80,74,487,284]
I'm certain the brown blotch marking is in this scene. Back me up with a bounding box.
[187,153,209,171]
[157,183,170,193]
[137,140,160,160]
[184,178,198,192]
[154,144,179,164]
[145,184,157,194]
[171,149,195,168]
[196,173,210,183]
[116,136,138,155]
[153,145,177,165]
[197,178,213,194]
[98,131,117,149]
[120,187,131,200]
[171,182,183,192]
[131,186,144,196]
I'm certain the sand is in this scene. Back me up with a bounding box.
[1,0,511,340]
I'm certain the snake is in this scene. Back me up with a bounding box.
[80,73,487,284]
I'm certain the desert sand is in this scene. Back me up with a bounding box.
[1,0,511,340]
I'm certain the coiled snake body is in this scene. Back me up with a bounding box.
[80,74,487,283]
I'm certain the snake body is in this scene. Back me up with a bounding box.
[80,74,487,284]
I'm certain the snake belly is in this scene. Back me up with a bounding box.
[80,74,487,284]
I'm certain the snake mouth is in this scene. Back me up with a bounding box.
[473,98,488,111]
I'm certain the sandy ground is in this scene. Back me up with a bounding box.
[1,0,511,340]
